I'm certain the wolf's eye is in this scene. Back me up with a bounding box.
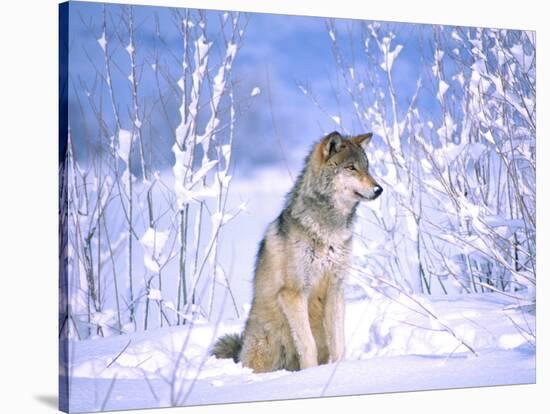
[345,165,357,172]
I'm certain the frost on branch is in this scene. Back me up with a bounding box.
[250,86,261,97]
[140,227,170,273]
[65,7,248,338]
[316,21,535,305]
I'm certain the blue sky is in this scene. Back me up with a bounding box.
[66,1,438,175]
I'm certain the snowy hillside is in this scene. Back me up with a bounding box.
[61,292,535,412]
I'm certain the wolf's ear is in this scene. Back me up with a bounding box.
[351,133,373,148]
[322,131,344,161]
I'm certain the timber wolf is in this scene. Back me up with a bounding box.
[211,131,383,372]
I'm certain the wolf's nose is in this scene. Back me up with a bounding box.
[373,185,383,197]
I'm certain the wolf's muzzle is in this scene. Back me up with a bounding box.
[372,185,383,199]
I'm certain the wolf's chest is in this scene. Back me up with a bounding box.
[297,234,350,283]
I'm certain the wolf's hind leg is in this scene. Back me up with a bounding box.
[240,332,274,373]
[277,288,318,369]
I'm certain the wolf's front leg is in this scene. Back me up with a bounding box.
[278,288,318,369]
[324,280,345,362]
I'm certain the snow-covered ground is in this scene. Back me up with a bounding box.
[62,292,535,413]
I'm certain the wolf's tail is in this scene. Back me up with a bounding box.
[211,333,243,362]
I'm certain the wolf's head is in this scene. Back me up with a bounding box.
[315,131,383,204]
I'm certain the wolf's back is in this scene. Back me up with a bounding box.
[211,333,243,362]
